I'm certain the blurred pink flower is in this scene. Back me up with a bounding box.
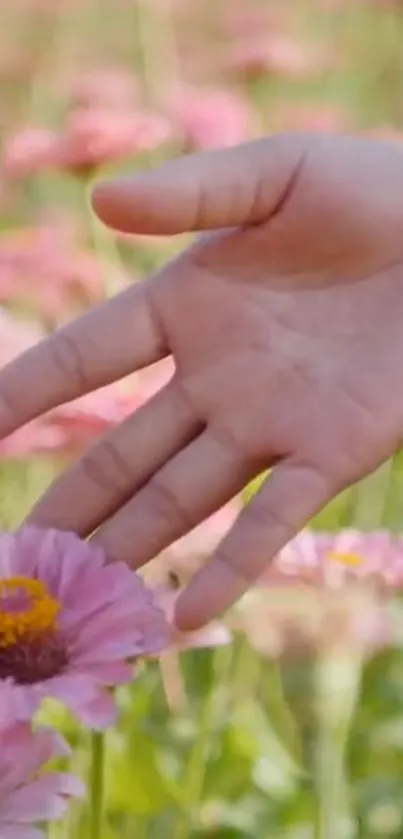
[238,585,390,660]
[0,527,169,729]
[0,421,67,459]
[0,353,172,461]
[227,35,331,81]
[169,86,255,150]
[0,224,106,320]
[2,107,173,180]
[0,308,43,367]
[270,103,346,134]
[1,128,60,180]
[169,502,241,572]
[221,3,280,40]
[66,67,140,111]
[49,362,171,453]
[47,380,144,449]
[0,311,58,458]
[156,587,231,652]
[0,722,84,839]
[0,372,162,460]
[55,107,173,176]
[263,529,403,590]
[237,529,403,659]
[0,313,149,460]
[146,500,242,586]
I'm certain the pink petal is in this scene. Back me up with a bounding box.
[0,726,69,792]
[175,622,231,651]
[71,661,134,684]
[0,773,83,822]
[61,563,146,628]
[0,682,39,728]
[74,691,117,729]
[0,526,170,730]
[0,533,22,578]
[39,673,100,708]
[0,723,83,833]
[0,827,43,839]
[156,588,231,652]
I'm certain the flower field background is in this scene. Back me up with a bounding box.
[2,0,403,837]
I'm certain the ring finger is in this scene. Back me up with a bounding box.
[91,426,266,567]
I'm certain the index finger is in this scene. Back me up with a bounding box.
[0,281,166,438]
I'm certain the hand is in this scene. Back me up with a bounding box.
[2,132,403,630]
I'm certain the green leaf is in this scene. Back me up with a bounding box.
[104,730,173,816]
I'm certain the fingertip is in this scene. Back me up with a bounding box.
[92,172,187,236]
[173,594,203,632]
[173,573,216,631]
[91,178,131,233]
[173,559,244,632]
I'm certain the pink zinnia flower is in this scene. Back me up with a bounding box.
[269,103,347,134]
[0,528,169,730]
[239,529,403,659]
[221,3,277,40]
[1,128,60,180]
[0,363,169,460]
[145,499,242,588]
[169,86,255,150]
[264,529,403,590]
[239,585,390,660]
[0,376,148,459]
[55,107,173,177]
[0,721,84,839]
[227,35,331,81]
[156,587,231,652]
[0,308,43,368]
[0,223,106,322]
[67,67,140,111]
[0,420,66,459]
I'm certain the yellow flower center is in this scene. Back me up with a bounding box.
[0,576,60,649]
[327,551,363,568]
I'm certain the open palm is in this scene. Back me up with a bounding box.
[2,132,403,628]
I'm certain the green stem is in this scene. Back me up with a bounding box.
[315,726,344,839]
[174,646,232,839]
[89,732,105,839]
[186,686,215,807]
[232,636,261,703]
[314,654,362,839]
[85,179,123,293]
[173,690,215,839]
[261,658,304,770]
[133,0,171,108]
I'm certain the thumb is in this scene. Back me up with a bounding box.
[92,134,309,236]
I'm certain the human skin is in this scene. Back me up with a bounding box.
[0,132,402,629]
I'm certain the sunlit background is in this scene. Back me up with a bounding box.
[2,0,403,837]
